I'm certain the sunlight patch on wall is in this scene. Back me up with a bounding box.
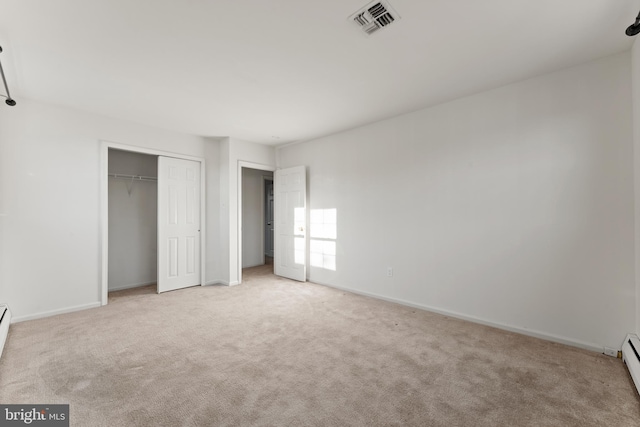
[310,209,337,271]
[311,208,337,239]
[310,240,336,271]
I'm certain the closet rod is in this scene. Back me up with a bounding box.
[108,173,157,182]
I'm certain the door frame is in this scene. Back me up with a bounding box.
[263,175,274,258]
[99,141,206,306]
[237,161,276,284]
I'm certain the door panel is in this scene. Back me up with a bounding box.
[158,156,201,293]
[169,238,178,277]
[274,166,306,282]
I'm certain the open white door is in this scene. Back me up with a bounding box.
[158,156,201,293]
[274,166,307,282]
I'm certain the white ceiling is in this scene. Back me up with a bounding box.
[0,0,638,145]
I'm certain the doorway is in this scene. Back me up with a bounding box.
[241,168,274,270]
[237,163,307,284]
[238,162,276,283]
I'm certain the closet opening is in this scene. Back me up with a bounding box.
[100,141,206,305]
[107,149,158,298]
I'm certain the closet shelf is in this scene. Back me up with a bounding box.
[108,174,157,182]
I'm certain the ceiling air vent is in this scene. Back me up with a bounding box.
[349,1,400,36]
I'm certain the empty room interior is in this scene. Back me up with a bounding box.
[3,0,640,425]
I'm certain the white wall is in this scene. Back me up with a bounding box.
[242,168,273,268]
[633,38,640,336]
[217,139,231,285]
[108,150,157,291]
[0,98,220,321]
[205,139,222,285]
[278,52,634,351]
[219,138,276,285]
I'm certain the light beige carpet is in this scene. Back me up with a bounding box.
[1,264,639,426]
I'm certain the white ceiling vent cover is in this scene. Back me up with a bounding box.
[349,1,401,36]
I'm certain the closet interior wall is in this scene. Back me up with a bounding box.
[108,149,158,292]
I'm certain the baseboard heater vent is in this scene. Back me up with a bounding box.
[622,334,640,396]
[0,304,10,359]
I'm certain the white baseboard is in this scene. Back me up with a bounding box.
[242,262,265,269]
[11,302,102,323]
[0,304,11,358]
[108,281,156,292]
[205,280,239,286]
[310,279,603,354]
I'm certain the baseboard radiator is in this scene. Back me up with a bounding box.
[0,304,10,359]
[622,334,640,395]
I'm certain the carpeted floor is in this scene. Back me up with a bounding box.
[1,264,639,426]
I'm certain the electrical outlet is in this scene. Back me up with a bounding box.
[387,267,393,277]
[604,347,618,358]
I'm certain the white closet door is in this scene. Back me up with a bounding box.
[274,166,307,282]
[158,156,201,293]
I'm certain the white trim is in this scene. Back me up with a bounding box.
[100,140,206,306]
[237,161,276,286]
[310,279,604,354]
[205,279,240,286]
[12,302,102,323]
[105,141,204,162]
[200,154,206,295]
[263,175,274,258]
[0,304,11,359]
[242,262,266,269]
[108,281,157,292]
[100,142,109,305]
